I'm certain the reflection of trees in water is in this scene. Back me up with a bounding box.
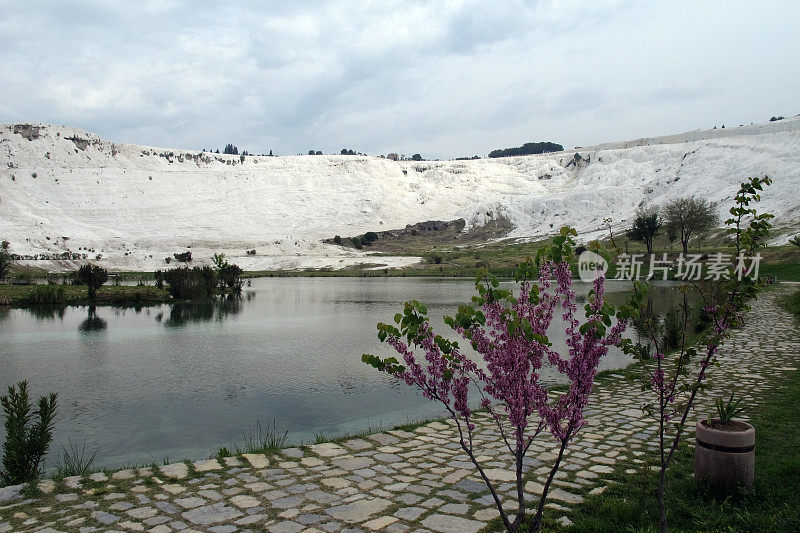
[22,305,67,321]
[160,294,243,328]
[79,306,107,332]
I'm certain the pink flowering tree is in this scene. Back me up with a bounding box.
[625,176,773,533]
[363,227,637,532]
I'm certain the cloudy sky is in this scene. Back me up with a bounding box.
[1,0,798,159]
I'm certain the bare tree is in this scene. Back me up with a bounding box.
[662,197,719,254]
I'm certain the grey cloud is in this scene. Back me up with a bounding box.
[0,0,798,157]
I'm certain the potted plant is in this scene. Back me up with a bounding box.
[695,392,755,488]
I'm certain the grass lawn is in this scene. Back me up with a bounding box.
[558,354,800,531]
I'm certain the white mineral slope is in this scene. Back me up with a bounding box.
[0,117,798,272]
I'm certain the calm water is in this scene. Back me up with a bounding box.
[0,277,682,470]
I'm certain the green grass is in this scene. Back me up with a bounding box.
[560,363,800,532]
[780,288,800,317]
[0,283,173,306]
[759,262,800,282]
[217,419,289,457]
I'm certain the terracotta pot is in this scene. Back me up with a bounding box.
[695,419,754,488]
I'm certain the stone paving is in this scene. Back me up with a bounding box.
[1,285,798,532]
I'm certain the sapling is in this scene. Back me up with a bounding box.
[363,227,636,532]
[625,176,773,532]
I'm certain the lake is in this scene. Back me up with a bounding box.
[0,277,683,470]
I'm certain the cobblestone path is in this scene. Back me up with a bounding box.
[1,285,798,532]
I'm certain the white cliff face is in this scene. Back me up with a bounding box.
[1,118,798,272]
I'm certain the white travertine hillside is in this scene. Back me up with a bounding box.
[1,117,798,272]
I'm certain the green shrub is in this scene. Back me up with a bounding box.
[661,308,684,351]
[351,237,363,249]
[1,381,58,485]
[0,240,12,281]
[363,232,379,243]
[784,289,800,317]
[74,264,108,299]
[426,252,443,264]
[173,251,192,263]
[162,266,217,299]
[24,285,67,305]
[212,253,243,291]
[333,235,342,245]
[693,299,713,333]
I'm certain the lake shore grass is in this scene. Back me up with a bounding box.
[0,283,173,307]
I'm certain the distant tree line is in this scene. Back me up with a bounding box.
[488,141,563,158]
[200,145,270,156]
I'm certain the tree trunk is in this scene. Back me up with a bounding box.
[657,467,667,533]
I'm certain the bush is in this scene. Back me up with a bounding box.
[661,308,684,351]
[351,237,363,249]
[333,235,342,245]
[0,241,12,281]
[173,251,192,263]
[24,285,67,305]
[363,232,379,243]
[213,253,243,291]
[426,252,443,264]
[1,381,58,485]
[74,264,108,299]
[162,266,217,299]
[692,299,713,333]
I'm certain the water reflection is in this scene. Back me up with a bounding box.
[79,306,107,332]
[26,305,67,321]
[1,277,693,470]
[158,294,245,327]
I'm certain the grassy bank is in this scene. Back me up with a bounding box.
[782,287,800,317]
[556,358,800,531]
[0,283,173,306]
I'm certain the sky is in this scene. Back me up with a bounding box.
[1,0,798,159]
